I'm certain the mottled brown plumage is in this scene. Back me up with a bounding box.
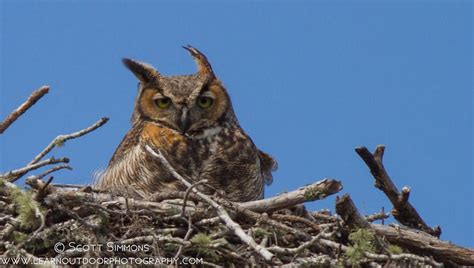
[96,46,277,201]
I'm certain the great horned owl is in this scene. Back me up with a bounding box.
[96,46,277,202]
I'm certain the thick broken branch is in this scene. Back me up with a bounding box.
[334,193,473,265]
[335,193,388,252]
[0,86,49,134]
[372,224,474,266]
[355,145,440,237]
[335,194,371,230]
[241,179,342,213]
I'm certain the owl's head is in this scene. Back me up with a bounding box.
[123,46,236,135]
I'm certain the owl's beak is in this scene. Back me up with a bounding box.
[179,108,191,133]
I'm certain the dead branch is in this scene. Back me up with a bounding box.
[336,194,371,230]
[371,224,474,266]
[214,196,313,240]
[29,117,109,165]
[181,179,208,217]
[241,179,342,213]
[0,86,49,134]
[335,197,469,265]
[1,157,70,182]
[355,145,441,237]
[335,193,388,253]
[364,252,443,267]
[365,208,389,223]
[2,116,108,183]
[26,164,72,181]
[270,213,323,232]
[268,228,334,255]
[50,183,87,188]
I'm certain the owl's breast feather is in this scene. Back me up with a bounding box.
[141,122,187,149]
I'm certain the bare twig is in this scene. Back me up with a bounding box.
[174,180,208,259]
[44,190,186,216]
[145,144,278,263]
[55,205,102,232]
[38,176,55,198]
[120,235,190,246]
[355,145,441,237]
[181,179,208,217]
[0,86,49,134]
[50,183,87,188]
[311,211,339,223]
[25,177,58,197]
[195,216,221,226]
[364,252,443,267]
[26,165,72,181]
[29,117,109,165]
[174,214,193,259]
[215,198,312,240]
[365,208,390,223]
[268,229,333,255]
[294,255,338,266]
[271,213,323,232]
[2,157,69,182]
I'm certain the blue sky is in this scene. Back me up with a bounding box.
[1,1,472,247]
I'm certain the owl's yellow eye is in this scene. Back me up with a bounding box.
[155,97,172,109]
[197,97,213,109]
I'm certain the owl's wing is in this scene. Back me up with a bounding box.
[258,150,278,185]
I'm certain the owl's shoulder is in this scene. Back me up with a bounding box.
[109,123,144,165]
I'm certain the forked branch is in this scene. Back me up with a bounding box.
[29,117,109,165]
[355,145,440,237]
[5,117,109,182]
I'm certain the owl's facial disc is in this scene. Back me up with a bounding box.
[138,77,231,135]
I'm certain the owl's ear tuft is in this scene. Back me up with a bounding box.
[122,58,161,84]
[182,45,215,79]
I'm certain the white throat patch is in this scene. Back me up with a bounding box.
[192,126,223,140]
